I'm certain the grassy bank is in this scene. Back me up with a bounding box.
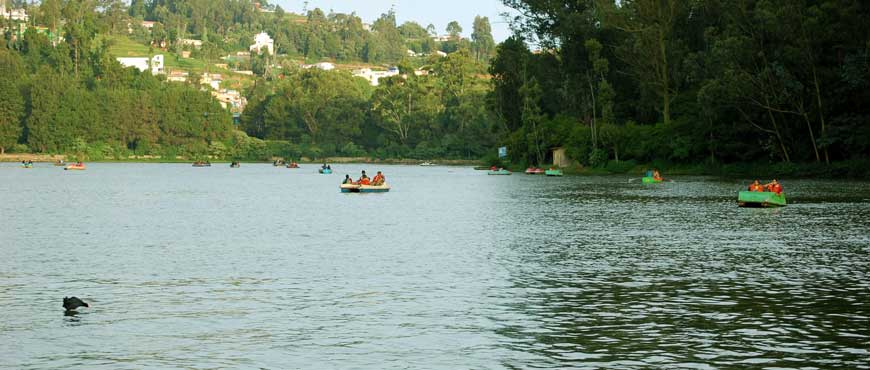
[548,160,870,180]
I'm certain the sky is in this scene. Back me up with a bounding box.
[274,0,516,42]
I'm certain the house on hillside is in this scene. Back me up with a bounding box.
[0,2,28,22]
[200,73,223,90]
[212,89,246,112]
[117,55,164,75]
[166,70,189,82]
[180,39,203,49]
[141,21,157,29]
[302,62,335,71]
[249,32,274,55]
[352,67,400,87]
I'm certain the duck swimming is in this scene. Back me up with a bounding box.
[63,297,89,311]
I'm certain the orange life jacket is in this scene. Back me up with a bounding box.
[359,178,371,185]
[772,184,783,194]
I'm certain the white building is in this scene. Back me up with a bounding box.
[166,70,189,83]
[302,62,335,71]
[0,1,28,22]
[180,39,203,48]
[116,55,164,75]
[200,73,223,90]
[352,67,400,87]
[432,35,452,42]
[250,32,274,55]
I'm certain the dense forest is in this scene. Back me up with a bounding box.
[0,0,499,160]
[0,29,232,159]
[491,0,870,172]
[2,0,868,173]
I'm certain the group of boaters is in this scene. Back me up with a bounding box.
[646,169,664,181]
[343,170,386,186]
[748,179,783,194]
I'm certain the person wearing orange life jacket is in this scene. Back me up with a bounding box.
[653,169,663,181]
[765,179,783,195]
[748,180,765,192]
[357,170,371,185]
[371,171,385,186]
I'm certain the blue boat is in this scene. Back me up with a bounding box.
[319,168,333,174]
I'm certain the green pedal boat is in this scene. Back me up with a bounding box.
[738,191,787,208]
[642,177,663,183]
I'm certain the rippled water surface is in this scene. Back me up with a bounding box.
[2,163,869,369]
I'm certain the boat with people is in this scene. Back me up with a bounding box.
[525,167,545,175]
[340,183,391,193]
[642,169,664,183]
[53,160,65,166]
[319,164,332,174]
[739,179,786,207]
[420,162,435,166]
[64,162,86,171]
[545,168,563,176]
[192,161,211,167]
[286,162,300,169]
[738,191,787,207]
[230,161,241,168]
[273,159,286,167]
[21,160,34,168]
[341,170,390,193]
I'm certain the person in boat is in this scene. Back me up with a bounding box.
[764,179,783,195]
[327,165,331,170]
[343,174,354,184]
[748,180,765,192]
[322,163,328,170]
[652,169,663,181]
[371,171,385,186]
[357,170,371,185]
[490,165,498,171]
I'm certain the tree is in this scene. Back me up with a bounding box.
[372,75,442,145]
[471,16,495,62]
[446,21,462,39]
[0,52,24,154]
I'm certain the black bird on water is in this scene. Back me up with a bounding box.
[63,297,89,311]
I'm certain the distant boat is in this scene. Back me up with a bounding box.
[192,161,211,167]
[341,183,390,193]
[545,169,563,176]
[21,163,33,169]
[273,160,286,167]
[642,177,663,183]
[420,162,435,166]
[738,191,787,208]
[319,168,332,174]
[64,163,86,171]
[488,169,511,175]
[286,163,300,169]
[525,167,545,175]
[230,162,241,168]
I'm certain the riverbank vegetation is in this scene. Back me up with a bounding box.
[1,0,868,177]
[491,0,870,175]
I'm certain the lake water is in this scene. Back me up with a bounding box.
[1,163,869,369]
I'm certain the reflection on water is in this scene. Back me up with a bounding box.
[1,164,868,369]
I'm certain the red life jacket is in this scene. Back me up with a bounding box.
[772,184,783,194]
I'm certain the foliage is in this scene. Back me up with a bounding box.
[492,0,870,167]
